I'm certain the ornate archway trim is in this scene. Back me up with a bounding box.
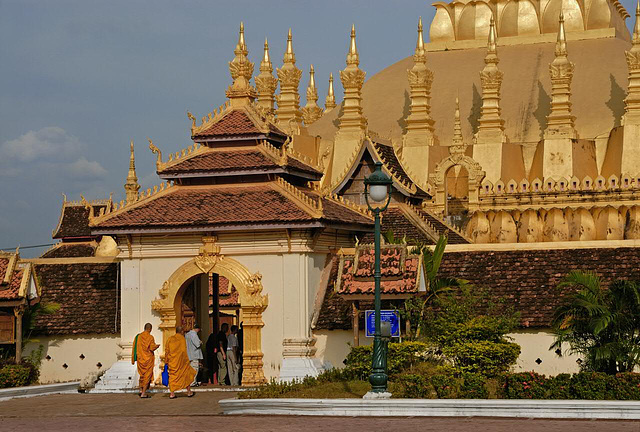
[429,153,486,208]
[152,236,268,386]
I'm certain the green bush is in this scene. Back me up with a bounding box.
[502,372,548,399]
[546,373,573,400]
[570,371,613,400]
[395,373,433,398]
[460,372,489,398]
[0,364,31,388]
[344,341,434,380]
[609,373,640,400]
[442,340,520,377]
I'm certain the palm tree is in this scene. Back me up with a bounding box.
[383,231,466,339]
[550,271,640,374]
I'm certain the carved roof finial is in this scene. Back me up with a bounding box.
[633,1,640,46]
[256,38,277,116]
[556,12,567,57]
[284,28,295,64]
[302,65,323,125]
[347,24,359,66]
[488,15,497,55]
[450,93,466,155]
[415,16,425,59]
[625,1,640,125]
[124,140,140,204]
[227,22,256,106]
[325,73,336,111]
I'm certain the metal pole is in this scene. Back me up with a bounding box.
[369,209,388,392]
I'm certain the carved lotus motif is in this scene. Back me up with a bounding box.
[277,67,302,87]
[340,69,366,89]
[255,75,278,93]
[229,59,254,80]
[407,68,433,87]
[549,62,575,80]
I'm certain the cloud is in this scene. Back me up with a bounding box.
[0,126,84,162]
[66,157,107,178]
[0,127,107,180]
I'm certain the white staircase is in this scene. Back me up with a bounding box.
[91,361,138,393]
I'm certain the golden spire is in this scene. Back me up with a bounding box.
[226,22,256,107]
[255,37,278,116]
[545,12,576,138]
[337,24,367,135]
[276,28,303,132]
[346,24,359,66]
[475,15,505,144]
[404,16,435,145]
[451,95,466,154]
[124,140,140,204]
[301,65,323,125]
[325,73,336,111]
[625,1,640,125]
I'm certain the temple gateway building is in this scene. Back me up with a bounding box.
[15,0,640,386]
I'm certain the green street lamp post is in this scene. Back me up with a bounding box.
[364,161,393,393]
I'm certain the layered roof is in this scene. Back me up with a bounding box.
[157,142,322,180]
[52,199,111,240]
[92,180,372,234]
[32,263,119,335]
[191,105,287,142]
[0,253,26,301]
[335,245,424,297]
[41,243,97,258]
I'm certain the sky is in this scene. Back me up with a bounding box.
[0,0,638,256]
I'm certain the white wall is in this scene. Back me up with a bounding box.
[24,334,120,384]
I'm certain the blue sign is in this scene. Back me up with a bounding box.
[365,310,400,337]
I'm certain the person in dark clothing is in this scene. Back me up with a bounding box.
[215,323,229,385]
[204,332,217,384]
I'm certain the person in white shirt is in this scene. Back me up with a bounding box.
[226,325,240,386]
[185,325,203,386]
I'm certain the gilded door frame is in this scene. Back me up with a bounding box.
[151,236,268,386]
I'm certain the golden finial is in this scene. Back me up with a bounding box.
[261,38,272,71]
[453,95,463,146]
[227,22,256,106]
[347,24,359,65]
[488,16,497,54]
[325,73,336,110]
[634,2,640,45]
[235,22,247,55]
[124,140,140,204]
[416,17,425,56]
[556,12,567,56]
[284,28,295,64]
[309,65,316,90]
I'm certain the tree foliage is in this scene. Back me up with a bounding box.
[550,271,640,374]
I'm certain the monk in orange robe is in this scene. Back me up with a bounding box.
[132,323,160,398]
[165,326,196,398]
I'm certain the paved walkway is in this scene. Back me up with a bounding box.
[0,392,639,432]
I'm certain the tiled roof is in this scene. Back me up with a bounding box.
[158,148,322,178]
[41,243,96,258]
[33,263,119,335]
[361,207,436,245]
[193,109,287,139]
[336,245,422,296]
[53,204,108,239]
[217,276,239,308]
[373,142,414,188]
[94,184,372,232]
[316,246,640,330]
[0,257,23,301]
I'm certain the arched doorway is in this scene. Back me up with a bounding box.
[445,165,470,217]
[151,236,268,386]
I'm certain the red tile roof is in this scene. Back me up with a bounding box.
[32,263,119,335]
[158,148,322,178]
[416,208,469,244]
[93,184,372,232]
[41,243,96,258]
[193,109,287,139]
[0,257,23,301]
[53,203,109,239]
[336,245,422,296]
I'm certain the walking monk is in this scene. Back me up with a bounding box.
[132,323,160,398]
[164,326,196,398]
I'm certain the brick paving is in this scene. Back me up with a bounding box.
[0,392,638,432]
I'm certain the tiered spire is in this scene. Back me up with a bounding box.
[337,24,367,135]
[226,22,257,107]
[624,2,640,125]
[404,17,435,144]
[545,13,577,138]
[301,65,324,125]
[325,73,336,111]
[255,38,278,117]
[124,141,140,204]
[276,28,303,133]
[450,96,466,155]
[475,16,505,143]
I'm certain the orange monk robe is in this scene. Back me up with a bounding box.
[165,333,196,392]
[132,332,160,388]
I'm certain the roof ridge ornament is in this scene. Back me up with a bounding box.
[124,140,141,204]
[325,73,336,111]
[226,22,257,107]
[255,38,278,117]
[337,24,367,135]
[301,65,324,125]
[276,28,303,134]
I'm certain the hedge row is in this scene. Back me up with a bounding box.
[0,364,32,388]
